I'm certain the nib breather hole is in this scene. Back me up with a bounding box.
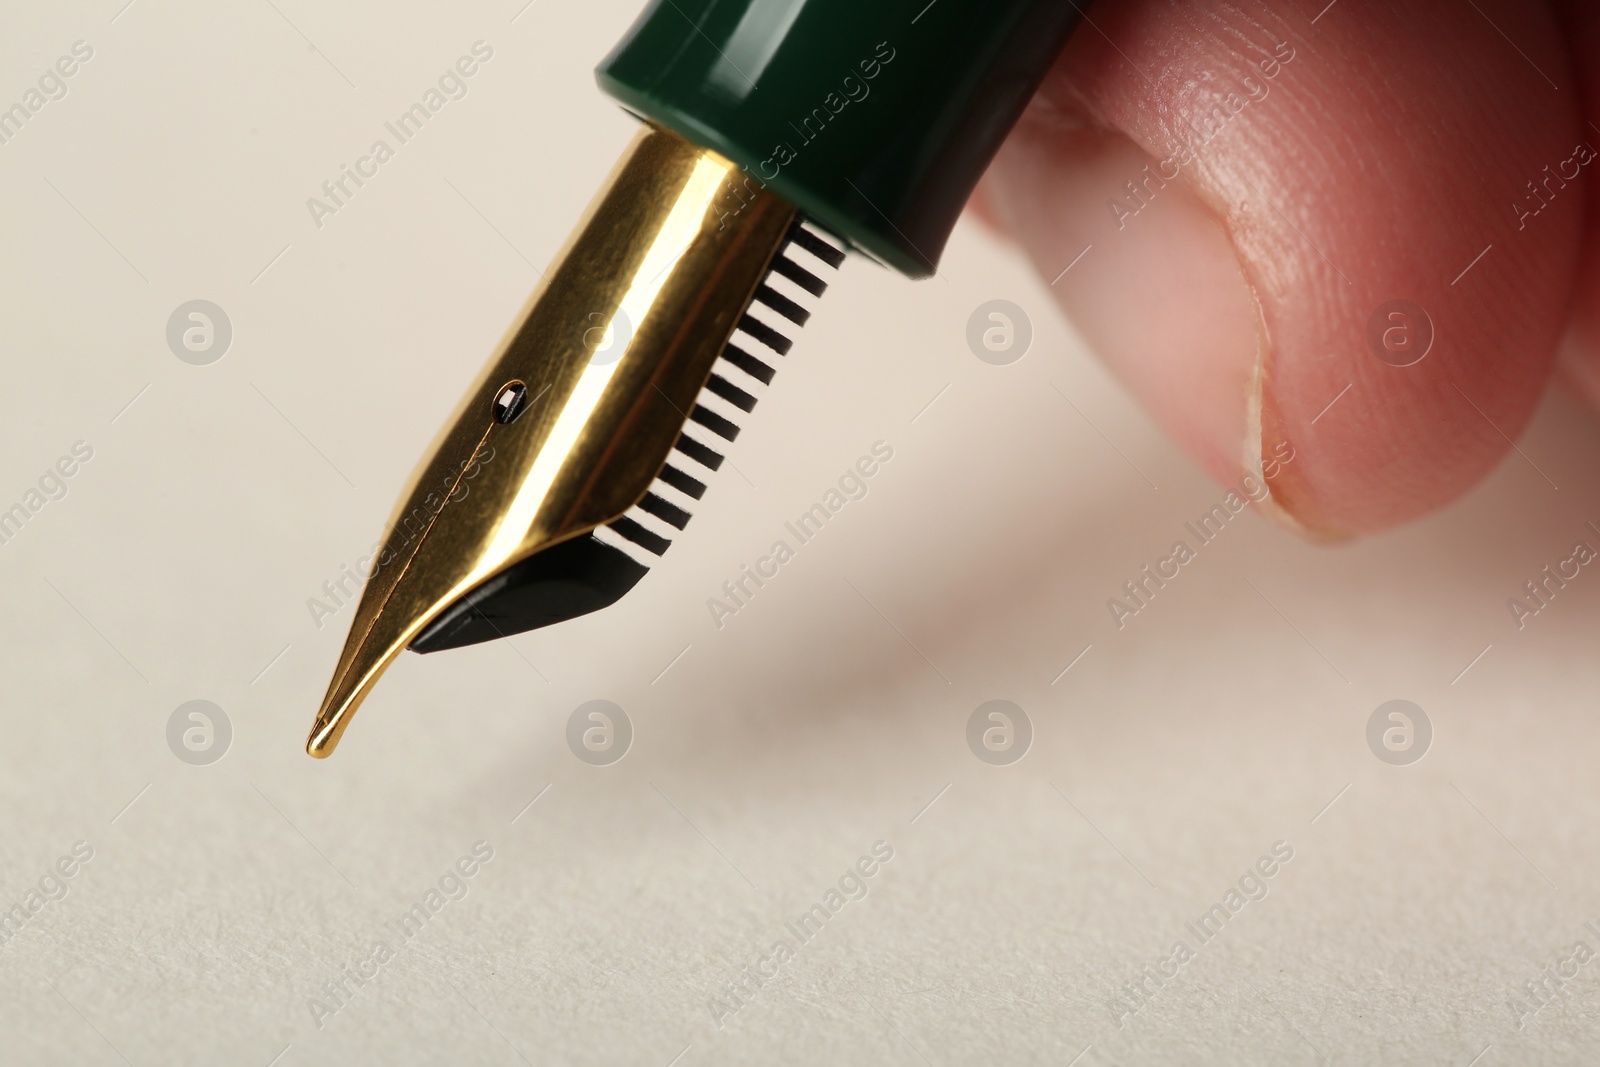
[493,381,529,425]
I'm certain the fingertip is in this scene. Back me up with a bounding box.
[964,173,1008,236]
[988,115,1264,491]
[990,0,1584,537]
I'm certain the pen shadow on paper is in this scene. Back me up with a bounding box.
[697,390,1595,714]
[469,379,1600,802]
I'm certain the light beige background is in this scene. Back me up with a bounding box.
[1,1,1598,1064]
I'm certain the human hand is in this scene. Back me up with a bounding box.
[979,0,1595,537]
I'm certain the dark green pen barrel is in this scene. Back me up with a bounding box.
[596,0,1082,278]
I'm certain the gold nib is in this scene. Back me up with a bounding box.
[307,126,797,757]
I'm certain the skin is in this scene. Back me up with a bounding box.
[976,0,1599,538]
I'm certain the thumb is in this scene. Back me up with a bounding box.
[987,0,1584,537]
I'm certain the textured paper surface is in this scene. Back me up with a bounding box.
[1,2,1598,1064]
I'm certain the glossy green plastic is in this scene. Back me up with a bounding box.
[596,0,1082,278]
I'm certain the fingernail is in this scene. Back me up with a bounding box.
[988,113,1298,521]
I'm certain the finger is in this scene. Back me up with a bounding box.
[987,0,1584,537]
[965,173,1007,233]
[1553,1,1600,406]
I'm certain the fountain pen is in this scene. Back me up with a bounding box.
[306,0,1084,756]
